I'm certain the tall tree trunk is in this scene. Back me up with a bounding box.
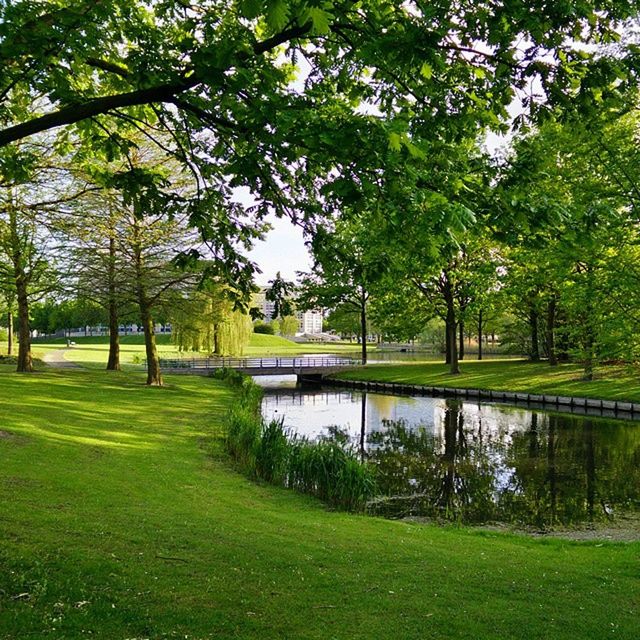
[107,300,120,371]
[7,310,13,356]
[546,295,558,367]
[132,220,162,386]
[582,264,595,381]
[477,309,483,361]
[443,276,459,374]
[140,302,162,385]
[9,206,32,373]
[15,275,32,372]
[106,234,120,370]
[529,305,540,361]
[359,288,368,364]
[445,319,452,364]
[458,320,465,361]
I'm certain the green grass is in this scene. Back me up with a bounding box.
[30,334,179,369]
[336,358,640,403]
[27,333,368,369]
[0,366,638,638]
[244,333,370,356]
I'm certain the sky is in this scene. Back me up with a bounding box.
[247,214,312,286]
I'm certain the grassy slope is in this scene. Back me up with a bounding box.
[0,367,638,639]
[245,333,367,356]
[336,358,640,403]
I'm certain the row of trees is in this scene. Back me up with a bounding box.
[1,1,639,383]
[0,143,257,383]
[298,104,640,379]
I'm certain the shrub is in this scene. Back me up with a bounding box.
[253,322,274,335]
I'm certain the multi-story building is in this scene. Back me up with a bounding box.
[253,288,323,335]
[297,309,323,334]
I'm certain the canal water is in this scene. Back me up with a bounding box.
[259,376,640,529]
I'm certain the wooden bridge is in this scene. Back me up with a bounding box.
[158,355,363,380]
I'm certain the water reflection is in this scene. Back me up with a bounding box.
[261,385,640,528]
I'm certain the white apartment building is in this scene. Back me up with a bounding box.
[253,288,323,335]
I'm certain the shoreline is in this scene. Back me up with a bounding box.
[324,377,640,420]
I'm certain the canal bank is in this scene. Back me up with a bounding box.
[330,359,640,406]
[258,374,640,535]
[323,377,640,419]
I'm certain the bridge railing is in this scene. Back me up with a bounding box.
[156,356,363,370]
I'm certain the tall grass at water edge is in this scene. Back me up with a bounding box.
[218,369,376,511]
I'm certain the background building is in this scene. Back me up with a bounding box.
[253,288,323,335]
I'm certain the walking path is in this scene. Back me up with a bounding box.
[43,349,83,369]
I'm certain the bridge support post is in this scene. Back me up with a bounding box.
[297,373,324,386]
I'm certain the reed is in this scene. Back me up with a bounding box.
[224,376,376,511]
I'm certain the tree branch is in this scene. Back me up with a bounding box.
[0,21,313,147]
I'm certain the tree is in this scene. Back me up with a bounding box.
[59,185,130,370]
[369,285,430,344]
[383,139,490,374]
[171,284,254,356]
[119,208,198,385]
[497,112,638,377]
[1,1,632,146]
[280,315,299,337]
[299,213,387,363]
[0,157,66,372]
[1,1,634,299]
[265,272,295,321]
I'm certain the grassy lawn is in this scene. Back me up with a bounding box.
[244,333,369,356]
[0,367,638,639]
[31,334,180,369]
[28,333,368,369]
[336,358,640,403]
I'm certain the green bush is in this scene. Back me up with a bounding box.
[253,322,274,335]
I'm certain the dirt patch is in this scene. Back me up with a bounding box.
[0,430,29,446]
[2,476,40,489]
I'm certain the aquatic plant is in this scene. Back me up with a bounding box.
[224,376,376,511]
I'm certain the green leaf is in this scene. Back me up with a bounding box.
[404,140,425,159]
[239,0,263,20]
[307,7,332,34]
[388,132,402,152]
[266,0,289,31]
[420,62,433,79]
[473,67,486,79]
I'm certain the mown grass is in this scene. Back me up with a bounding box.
[244,333,371,356]
[336,358,640,403]
[27,333,367,369]
[0,366,638,639]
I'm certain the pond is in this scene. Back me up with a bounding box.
[259,377,640,529]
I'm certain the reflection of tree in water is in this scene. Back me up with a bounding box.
[368,400,501,523]
[503,414,640,528]
[367,401,640,528]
